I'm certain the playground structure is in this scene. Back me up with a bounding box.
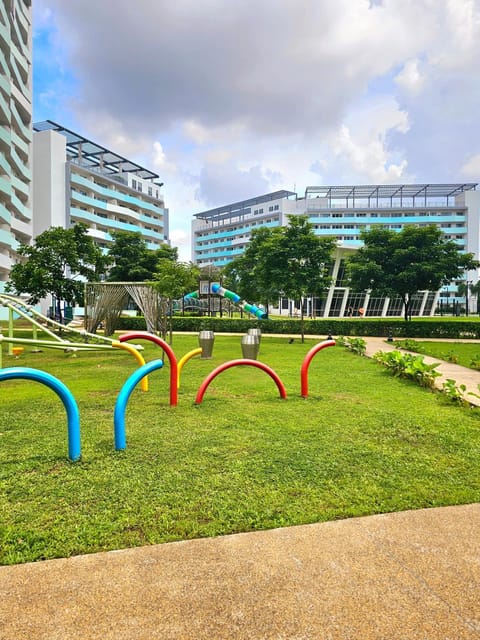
[0,330,335,460]
[184,284,268,320]
[0,293,118,350]
[83,282,267,336]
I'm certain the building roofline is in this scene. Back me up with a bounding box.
[304,183,478,203]
[33,120,162,182]
[194,190,297,221]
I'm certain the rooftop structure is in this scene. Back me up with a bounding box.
[33,120,163,184]
[304,183,477,208]
[32,123,169,252]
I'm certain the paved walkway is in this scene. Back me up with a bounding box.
[1,336,479,639]
[1,504,479,639]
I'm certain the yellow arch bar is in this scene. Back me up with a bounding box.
[177,348,202,389]
[112,341,148,392]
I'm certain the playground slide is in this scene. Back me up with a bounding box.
[184,286,267,319]
[0,293,115,346]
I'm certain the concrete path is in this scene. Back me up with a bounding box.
[1,336,479,639]
[1,504,479,639]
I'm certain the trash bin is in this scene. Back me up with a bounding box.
[241,334,260,360]
[198,330,215,359]
[247,327,261,344]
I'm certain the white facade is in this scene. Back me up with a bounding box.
[33,123,169,251]
[0,0,32,289]
[192,184,480,318]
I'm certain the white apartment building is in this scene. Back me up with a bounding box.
[0,0,32,291]
[33,121,169,251]
[192,184,480,317]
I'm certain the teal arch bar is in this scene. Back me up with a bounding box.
[0,367,81,461]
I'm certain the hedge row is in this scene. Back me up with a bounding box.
[115,316,480,339]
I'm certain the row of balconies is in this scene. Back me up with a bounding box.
[71,169,164,212]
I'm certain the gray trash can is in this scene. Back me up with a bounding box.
[241,334,260,360]
[198,330,215,359]
[247,327,261,344]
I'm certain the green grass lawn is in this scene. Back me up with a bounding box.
[394,339,480,369]
[1,333,480,565]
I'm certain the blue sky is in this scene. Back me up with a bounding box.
[33,0,480,260]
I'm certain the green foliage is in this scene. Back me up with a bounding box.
[114,316,480,339]
[149,260,200,340]
[222,226,283,306]
[441,379,468,405]
[373,350,441,388]
[348,225,478,321]
[7,224,109,319]
[221,217,335,340]
[272,215,335,301]
[151,260,199,301]
[395,340,480,370]
[441,350,459,364]
[393,339,424,353]
[340,337,367,356]
[106,231,177,281]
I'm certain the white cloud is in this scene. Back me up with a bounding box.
[461,153,480,178]
[33,0,480,252]
[395,59,425,95]
[327,99,411,183]
[168,229,191,261]
[152,141,177,174]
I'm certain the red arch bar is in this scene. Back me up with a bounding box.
[119,332,178,406]
[300,340,336,398]
[195,359,287,404]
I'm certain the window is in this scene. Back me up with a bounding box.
[132,179,137,189]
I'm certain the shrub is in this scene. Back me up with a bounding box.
[441,379,468,405]
[373,350,441,388]
[113,316,480,339]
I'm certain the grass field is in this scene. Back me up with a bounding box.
[1,333,480,565]
[394,339,480,369]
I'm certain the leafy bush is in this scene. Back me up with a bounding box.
[342,337,367,356]
[441,350,459,364]
[373,350,441,388]
[441,379,468,405]
[470,356,480,370]
[393,339,424,353]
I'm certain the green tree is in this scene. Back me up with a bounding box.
[347,225,478,322]
[223,216,335,340]
[271,215,335,341]
[7,224,109,321]
[150,260,200,342]
[107,231,177,281]
[222,226,283,309]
